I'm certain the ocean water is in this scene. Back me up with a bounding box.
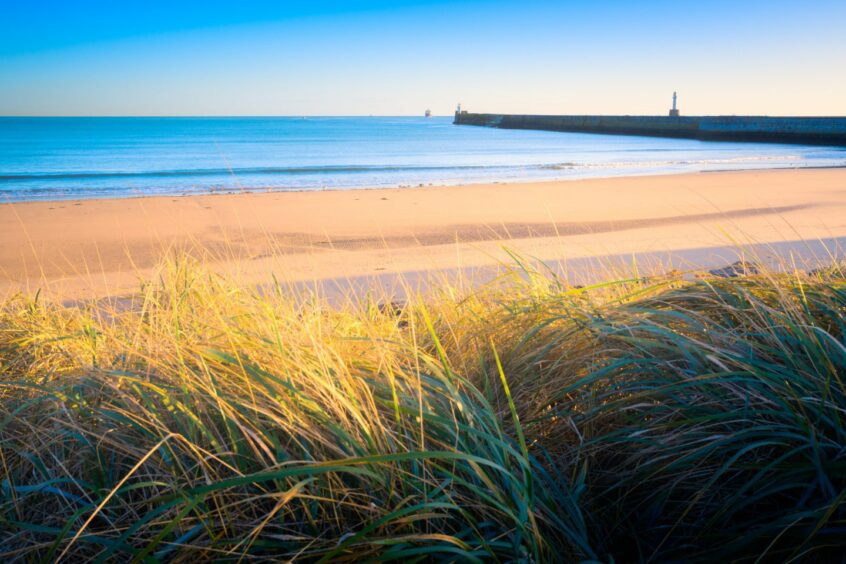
[1,116,844,202]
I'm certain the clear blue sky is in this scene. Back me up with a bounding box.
[1,0,844,116]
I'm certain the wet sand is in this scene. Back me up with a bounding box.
[2,168,845,300]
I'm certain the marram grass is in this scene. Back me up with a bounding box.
[1,257,845,562]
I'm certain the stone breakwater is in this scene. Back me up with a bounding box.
[454,112,846,146]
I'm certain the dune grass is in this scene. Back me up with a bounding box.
[1,256,845,561]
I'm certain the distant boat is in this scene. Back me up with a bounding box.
[424,109,431,118]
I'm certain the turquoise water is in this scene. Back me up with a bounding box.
[1,116,844,201]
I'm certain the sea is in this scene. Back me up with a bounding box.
[1,116,845,202]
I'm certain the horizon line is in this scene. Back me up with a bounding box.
[3,113,846,119]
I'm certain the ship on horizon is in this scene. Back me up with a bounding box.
[424,109,431,117]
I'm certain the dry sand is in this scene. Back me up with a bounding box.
[2,168,845,301]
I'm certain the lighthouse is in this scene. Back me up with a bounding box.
[669,92,680,117]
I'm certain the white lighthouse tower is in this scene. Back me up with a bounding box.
[669,92,680,117]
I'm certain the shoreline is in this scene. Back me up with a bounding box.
[4,164,846,205]
[2,167,845,301]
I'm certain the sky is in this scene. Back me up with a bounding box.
[1,0,844,116]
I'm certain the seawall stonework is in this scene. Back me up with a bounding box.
[454,113,846,146]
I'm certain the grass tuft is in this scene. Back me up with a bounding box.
[2,255,846,561]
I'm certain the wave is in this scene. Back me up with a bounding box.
[0,164,518,182]
[539,163,578,170]
[540,155,804,171]
[1,155,811,183]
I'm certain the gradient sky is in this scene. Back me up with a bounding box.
[1,0,844,116]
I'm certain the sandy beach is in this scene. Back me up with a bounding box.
[2,167,845,300]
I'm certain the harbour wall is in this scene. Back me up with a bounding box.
[453,112,846,146]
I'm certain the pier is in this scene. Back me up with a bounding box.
[454,112,846,146]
